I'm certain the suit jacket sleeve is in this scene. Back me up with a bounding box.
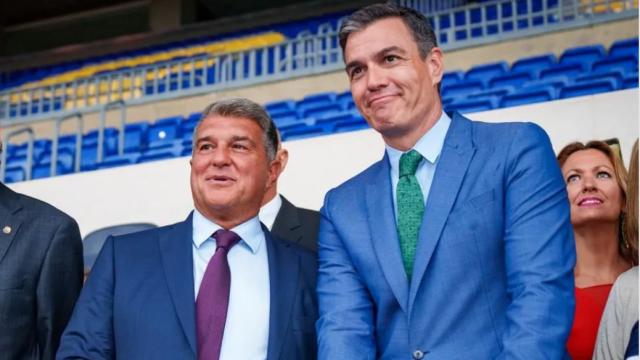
[37,216,83,360]
[316,190,376,359]
[56,236,116,360]
[499,123,575,359]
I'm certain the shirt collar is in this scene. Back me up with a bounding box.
[192,208,264,254]
[386,111,451,173]
[259,193,282,230]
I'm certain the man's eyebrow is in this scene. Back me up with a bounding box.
[230,135,257,146]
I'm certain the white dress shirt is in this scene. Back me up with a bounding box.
[385,112,451,218]
[259,194,283,230]
[192,209,270,360]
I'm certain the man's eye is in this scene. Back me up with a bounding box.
[232,143,248,150]
[350,67,363,79]
[199,143,213,151]
[384,55,398,63]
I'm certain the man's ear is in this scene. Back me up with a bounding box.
[428,47,444,87]
[276,148,289,176]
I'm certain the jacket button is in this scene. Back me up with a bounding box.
[413,350,424,359]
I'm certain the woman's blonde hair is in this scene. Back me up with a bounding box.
[625,139,638,265]
[557,140,634,265]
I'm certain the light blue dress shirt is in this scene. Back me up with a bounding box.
[192,209,270,360]
[385,112,451,219]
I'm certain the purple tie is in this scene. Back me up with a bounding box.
[196,229,241,360]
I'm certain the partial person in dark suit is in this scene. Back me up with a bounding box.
[259,142,320,252]
[0,141,83,360]
[57,98,317,360]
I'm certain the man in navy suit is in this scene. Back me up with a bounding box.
[58,98,317,359]
[316,4,575,359]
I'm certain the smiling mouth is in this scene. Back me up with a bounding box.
[368,94,396,107]
[578,198,603,206]
[206,175,235,184]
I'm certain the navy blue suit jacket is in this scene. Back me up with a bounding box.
[57,214,317,359]
[317,114,576,359]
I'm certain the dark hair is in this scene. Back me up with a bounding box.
[557,140,635,264]
[196,98,279,161]
[339,3,438,59]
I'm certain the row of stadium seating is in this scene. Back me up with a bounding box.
[3,37,638,183]
[3,0,635,121]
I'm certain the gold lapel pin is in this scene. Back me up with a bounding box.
[2,226,11,234]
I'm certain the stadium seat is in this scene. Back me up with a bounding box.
[511,54,557,78]
[147,116,183,149]
[301,103,343,119]
[489,71,533,89]
[441,71,465,88]
[335,91,355,110]
[265,100,296,117]
[296,92,337,118]
[539,63,583,82]
[609,38,639,59]
[280,123,326,141]
[559,78,617,99]
[591,55,638,75]
[37,148,76,175]
[138,144,183,164]
[500,86,555,108]
[315,111,359,132]
[4,166,26,183]
[446,96,499,114]
[442,79,484,98]
[464,61,509,87]
[559,44,606,70]
[124,122,149,153]
[467,87,514,100]
[574,71,624,89]
[97,153,141,169]
[622,72,639,89]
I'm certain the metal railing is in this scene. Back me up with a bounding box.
[0,0,635,127]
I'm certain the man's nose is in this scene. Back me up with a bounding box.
[211,147,231,167]
[366,65,388,91]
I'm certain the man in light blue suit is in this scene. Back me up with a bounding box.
[57,98,317,359]
[316,4,576,359]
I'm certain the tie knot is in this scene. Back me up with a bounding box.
[212,230,241,251]
[399,149,423,177]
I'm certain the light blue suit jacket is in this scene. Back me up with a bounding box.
[317,113,576,359]
[57,214,318,359]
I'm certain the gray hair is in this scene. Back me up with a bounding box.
[195,98,279,161]
[339,3,438,59]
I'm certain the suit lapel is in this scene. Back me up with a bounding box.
[265,228,299,360]
[0,184,23,264]
[408,114,476,313]
[271,196,302,244]
[366,156,409,314]
[158,213,197,355]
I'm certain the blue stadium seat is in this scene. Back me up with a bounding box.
[97,153,141,169]
[464,61,509,87]
[11,139,52,164]
[181,112,200,141]
[539,63,583,82]
[468,87,514,100]
[623,72,639,89]
[83,223,157,269]
[138,144,183,164]
[559,79,617,99]
[272,113,301,128]
[522,78,568,98]
[335,91,355,110]
[500,86,555,108]
[510,54,557,78]
[489,71,533,89]
[147,116,182,149]
[83,128,119,156]
[266,100,296,117]
[124,122,149,153]
[301,103,343,119]
[574,71,624,89]
[296,92,337,117]
[441,71,465,88]
[446,96,499,114]
[4,166,25,183]
[37,148,75,175]
[442,79,484,98]
[280,123,327,141]
[559,44,606,70]
[609,38,639,59]
[591,56,638,75]
[314,111,359,132]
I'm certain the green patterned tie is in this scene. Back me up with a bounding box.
[397,149,424,279]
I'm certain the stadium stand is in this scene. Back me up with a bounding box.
[1,0,635,122]
[2,35,638,184]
